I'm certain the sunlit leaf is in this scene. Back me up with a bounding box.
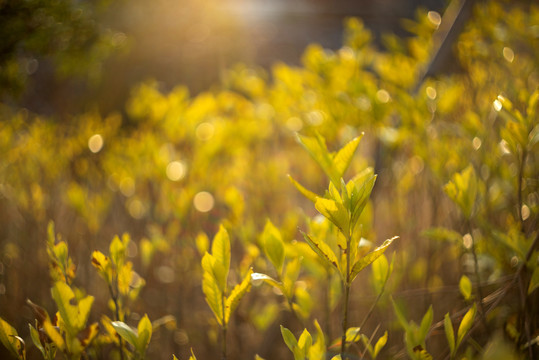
[456,304,476,348]
[211,225,231,278]
[419,305,433,341]
[225,268,253,324]
[350,237,397,281]
[443,313,455,355]
[301,231,339,272]
[459,275,473,301]
[333,134,363,179]
[288,175,318,203]
[0,317,25,359]
[136,314,152,354]
[261,220,285,273]
[315,197,349,236]
[111,321,138,348]
[202,267,224,326]
[373,331,388,359]
[296,133,341,187]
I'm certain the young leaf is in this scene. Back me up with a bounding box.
[111,321,138,348]
[43,318,65,351]
[296,133,341,187]
[211,225,231,279]
[350,237,397,281]
[51,281,94,334]
[288,175,319,203]
[136,314,152,354]
[315,197,349,236]
[309,320,326,360]
[300,231,340,272]
[373,331,388,359]
[456,304,476,349]
[282,257,301,299]
[0,317,25,359]
[225,268,253,324]
[333,135,363,179]
[262,220,285,273]
[419,305,433,341]
[281,325,301,359]
[444,165,477,219]
[250,272,284,292]
[202,268,224,326]
[459,275,472,301]
[297,329,313,358]
[443,313,455,355]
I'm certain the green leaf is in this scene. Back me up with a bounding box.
[459,275,472,301]
[111,321,138,348]
[443,313,455,355]
[29,324,46,358]
[136,314,152,354]
[297,329,312,358]
[309,320,326,360]
[211,225,231,279]
[225,268,253,324]
[371,254,389,293]
[261,220,285,273]
[333,134,363,179]
[202,252,227,293]
[300,231,340,272]
[296,133,341,187]
[288,175,318,203]
[315,197,349,236]
[528,266,539,295]
[281,325,301,359]
[0,317,25,359]
[283,257,301,299]
[444,165,477,219]
[350,236,397,282]
[51,281,94,334]
[373,331,388,359]
[202,264,224,326]
[456,304,476,348]
[391,297,410,332]
[110,234,127,267]
[419,305,433,341]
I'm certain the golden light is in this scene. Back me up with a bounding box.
[472,137,482,150]
[426,86,437,100]
[196,122,215,141]
[286,117,303,132]
[376,89,391,103]
[463,233,473,249]
[502,47,515,63]
[193,191,214,212]
[427,11,442,28]
[88,134,104,153]
[493,99,502,112]
[166,161,187,181]
[120,177,135,197]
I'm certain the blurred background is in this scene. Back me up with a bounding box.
[1,1,538,359]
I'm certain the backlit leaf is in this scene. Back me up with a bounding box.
[350,236,397,281]
[456,304,476,348]
[211,225,231,279]
[333,134,363,179]
[419,305,433,341]
[225,268,253,324]
[373,331,388,359]
[111,321,138,348]
[0,317,24,359]
[136,314,152,354]
[301,231,339,272]
[296,133,341,187]
[262,220,285,273]
[443,313,455,355]
[459,275,472,301]
[288,175,318,203]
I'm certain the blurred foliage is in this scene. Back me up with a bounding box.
[0,0,538,359]
[0,0,124,100]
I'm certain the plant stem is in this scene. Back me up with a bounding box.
[341,232,352,360]
[222,293,227,360]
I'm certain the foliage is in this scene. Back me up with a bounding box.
[0,1,538,359]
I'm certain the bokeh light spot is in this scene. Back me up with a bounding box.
[166,161,187,181]
[88,134,104,153]
[196,122,215,141]
[376,89,391,103]
[286,117,303,132]
[463,233,473,249]
[427,11,442,28]
[521,204,530,221]
[120,177,135,197]
[426,86,437,100]
[193,191,214,212]
[493,99,502,112]
[155,265,175,283]
[128,198,145,219]
[472,137,482,150]
[502,47,514,63]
